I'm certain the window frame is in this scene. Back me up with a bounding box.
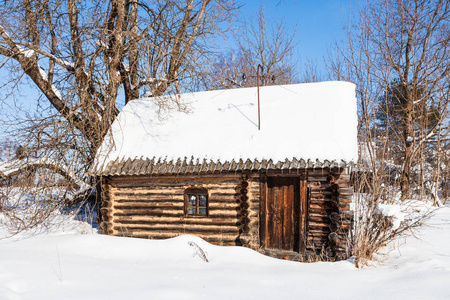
[184,187,209,217]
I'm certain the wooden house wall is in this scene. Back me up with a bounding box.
[243,168,352,260]
[239,175,261,249]
[100,175,244,246]
[305,169,334,254]
[305,168,351,259]
[99,168,353,261]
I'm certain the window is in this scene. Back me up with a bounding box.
[184,188,208,216]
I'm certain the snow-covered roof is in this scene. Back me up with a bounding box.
[92,81,358,175]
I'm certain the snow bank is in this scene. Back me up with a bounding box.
[1,206,450,299]
[94,81,358,172]
[0,210,95,239]
[0,158,88,191]
[378,200,434,230]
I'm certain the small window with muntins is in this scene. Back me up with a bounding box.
[185,188,208,216]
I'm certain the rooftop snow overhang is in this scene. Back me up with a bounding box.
[91,81,359,175]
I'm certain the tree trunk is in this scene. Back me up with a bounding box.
[400,87,413,202]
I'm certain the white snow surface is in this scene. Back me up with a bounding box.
[1,206,450,299]
[94,81,358,171]
[16,46,35,58]
[0,158,89,192]
[378,204,406,230]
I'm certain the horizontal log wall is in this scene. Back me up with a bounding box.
[102,175,244,246]
[306,168,334,255]
[99,167,353,262]
[332,171,353,260]
[250,168,353,261]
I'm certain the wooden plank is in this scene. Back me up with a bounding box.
[277,179,284,249]
[115,201,183,207]
[113,186,239,194]
[307,176,329,182]
[293,178,300,252]
[267,178,275,249]
[272,180,279,249]
[114,202,239,212]
[309,206,330,215]
[274,180,283,249]
[115,195,240,204]
[307,236,329,244]
[115,218,240,227]
[308,228,331,235]
[115,197,184,203]
[113,191,183,197]
[114,201,239,213]
[113,224,240,233]
[270,178,279,249]
[308,221,332,229]
[113,209,184,217]
[116,228,239,238]
[115,204,183,210]
[259,175,267,248]
[283,181,294,250]
[209,192,241,197]
[309,199,337,206]
[299,175,308,253]
[309,214,330,223]
[310,190,333,196]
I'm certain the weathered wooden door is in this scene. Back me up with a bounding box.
[261,175,307,252]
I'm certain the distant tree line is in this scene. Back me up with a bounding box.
[329,0,450,203]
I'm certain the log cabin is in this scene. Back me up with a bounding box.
[89,81,358,261]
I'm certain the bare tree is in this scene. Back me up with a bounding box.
[207,5,298,89]
[328,0,450,202]
[0,0,238,231]
[0,0,237,166]
[300,58,324,83]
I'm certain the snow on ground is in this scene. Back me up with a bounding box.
[1,207,450,300]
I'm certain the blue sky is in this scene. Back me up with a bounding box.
[237,0,363,73]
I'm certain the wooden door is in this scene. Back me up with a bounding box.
[260,175,308,252]
[264,176,300,251]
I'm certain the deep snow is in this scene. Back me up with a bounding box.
[0,207,449,299]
